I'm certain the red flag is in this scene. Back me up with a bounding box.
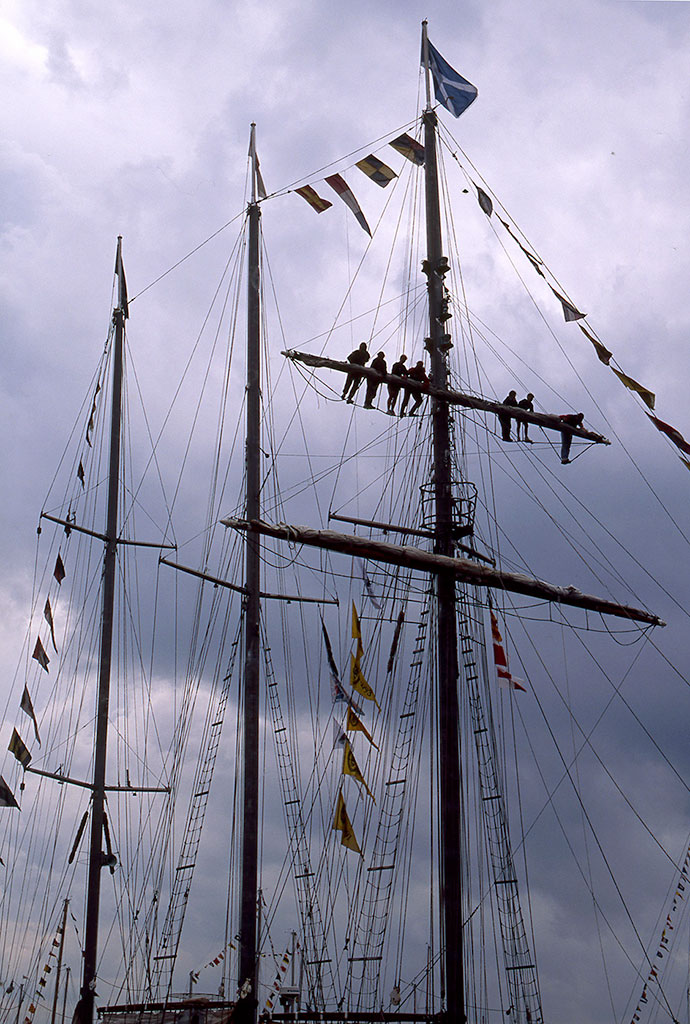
[325,174,371,236]
[647,413,690,457]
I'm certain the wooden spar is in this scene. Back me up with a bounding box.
[221,518,665,627]
[282,350,610,444]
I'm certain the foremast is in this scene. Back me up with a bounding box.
[422,20,465,1024]
[238,123,262,1024]
[78,238,127,1024]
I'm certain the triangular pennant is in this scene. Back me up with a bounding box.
[579,324,612,366]
[8,729,32,768]
[20,686,41,745]
[294,185,333,213]
[332,789,361,853]
[0,774,20,808]
[350,653,380,707]
[324,174,371,236]
[342,739,374,799]
[32,637,50,672]
[548,284,585,322]
[44,598,58,652]
[351,601,361,641]
[346,705,378,748]
[612,369,656,410]
[387,608,405,674]
[54,554,66,585]
[77,461,85,488]
[475,184,493,216]
[490,611,526,692]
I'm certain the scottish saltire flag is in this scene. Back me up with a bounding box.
[426,40,477,118]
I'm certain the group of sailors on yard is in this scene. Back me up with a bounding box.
[341,343,428,417]
[339,343,586,465]
[499,390,584,464]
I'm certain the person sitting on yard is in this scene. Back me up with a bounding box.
[363,351,387,409]
[400,360,429,417]
[342,342,370,403]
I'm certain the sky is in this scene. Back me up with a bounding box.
[2,1,690,1023]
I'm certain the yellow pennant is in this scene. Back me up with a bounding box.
[352,601,361,641]
[611,367,655,410]
[342,740,374,800]
[346,706,378,748]
[350,653,380,708]
[332,789,361,854]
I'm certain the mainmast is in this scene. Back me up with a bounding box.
[78,238,127,1024]
[238,123,262,1023]
[422,20,465,1024]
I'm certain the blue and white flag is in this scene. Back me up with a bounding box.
[426,40,477,118]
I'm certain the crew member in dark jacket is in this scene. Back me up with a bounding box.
[498,390,519,441]
[400,360,429,417]
[517,393,535,441]
[363,352,387,408]
[387,354,408,415]
[559,412,584,464]
[342,342,370,403]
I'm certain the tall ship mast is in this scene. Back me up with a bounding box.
[2,22,690,1024]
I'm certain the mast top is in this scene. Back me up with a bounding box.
[421,20,432,111]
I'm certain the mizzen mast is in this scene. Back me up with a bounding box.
[238,123,262,1024]
[78,238,127,1024]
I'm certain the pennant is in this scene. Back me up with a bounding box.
[646,413,690,455]
[21,686,41,745]
[549,285,585,322]
[77,461,85,488]
[389,133,425,166]
[321,618,341,681]
[578,324,612,366]
[342,739,374,799]
[332,790,361,854]
[475,185,493,217]
[44,598,58,652]
[352,601,362,641]
[0,775,20,808]
[54,554,66,585]
[325,174,371,236]
[294,184,332,213]
[8,729,32,768]
[490,612,526,692]
[85,383,100,448]
[387,608,405,674]
[333,722,348,748]
[425,40,478,119]
[497,218,545,277]
[333,675,363,714]
[358,560,382,609]
[355,154,397,188]
[346,706,378,748]
[611,369,656,410]
[350,653,380,707]
[114,236,129,318]
[255,151,267,200]
[32,637,50,673]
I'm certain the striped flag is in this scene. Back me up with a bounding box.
[295,184,332,214]
[490,611,526,692]
[325,174,371,235]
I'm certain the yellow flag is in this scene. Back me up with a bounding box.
[332,790,361,854]
[611,367,655,410]
[346,706,378,748]
[342,740,374,800]
[352,601,361,640]
[350,653,380,708]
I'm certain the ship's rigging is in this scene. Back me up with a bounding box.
[2,24,690,1024]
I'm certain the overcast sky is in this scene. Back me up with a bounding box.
[2,2,690,1023]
